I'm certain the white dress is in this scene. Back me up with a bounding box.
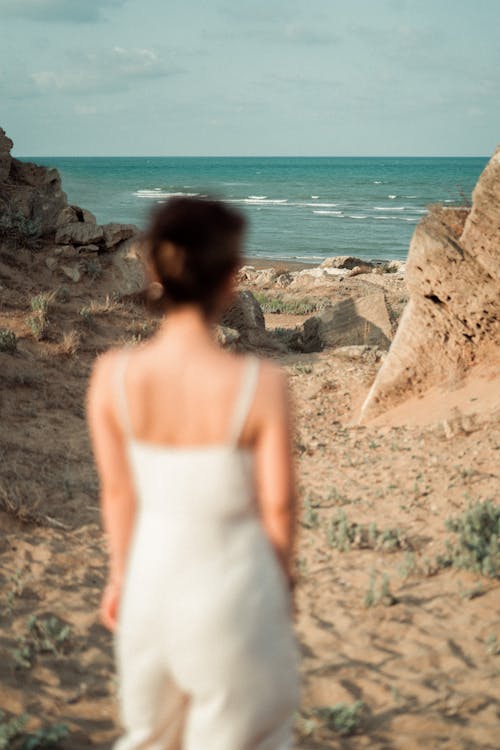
[112,353,300,750]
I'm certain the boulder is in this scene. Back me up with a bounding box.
[55,222,104,246]
[6,159,67,235]
[61,264,82,283]
[360,146,500,422]
[102,222,138,249]
[56,206,80,226]
[220,291,287,352]
[111,238,145,295]
[300,293,393,353]
[321,255,375,270]
[0,127,13,182]
[216,326,241,348]
[221,290,265,331]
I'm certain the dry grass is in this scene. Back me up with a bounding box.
[58,330,80,357]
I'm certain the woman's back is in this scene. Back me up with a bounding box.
[87,196,299,749]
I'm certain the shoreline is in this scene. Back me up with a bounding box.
[242,256,320,271]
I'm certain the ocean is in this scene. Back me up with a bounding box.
[25,156,487,262]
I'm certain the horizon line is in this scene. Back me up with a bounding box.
[13,153,490,159]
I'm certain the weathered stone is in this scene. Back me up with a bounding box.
[460,148,500,281]
[321,255,375,270]
[77,244,100,254]
[0,127,13,182]
[56,206,80,226]
[222,290,265,331]
[347,265,373,277]
[301,293,392,353]
[216,325,240,348]
[102,222,138,249]
[111,238,145,295]
[45,257,58,271]
[55,222,104,246]
[5,157,68,235]
[52,245,74,258]
[61,264,82,283]
[360,146,500,422]
[220,291,286,352]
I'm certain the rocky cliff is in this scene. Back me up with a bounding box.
[0,127,138,249]
[360,147,500,422]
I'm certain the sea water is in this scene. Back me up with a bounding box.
[25,156,487,262]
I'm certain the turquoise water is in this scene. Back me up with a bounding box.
[25,156,487,262]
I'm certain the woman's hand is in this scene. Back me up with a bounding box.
[100,580,121,631]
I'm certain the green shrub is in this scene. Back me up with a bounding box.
[0,209,41,248]
[326,510,406,552]
[0,711,68,750]
[254,292,327,315]
[438,501,500,578]
[314,701,364,736]
[0,329,17,353]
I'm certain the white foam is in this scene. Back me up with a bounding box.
[248,195,267,200]
[388,194,397,199]
[374,206,406,211]
[348,215,368,219]
[313,210,343,216]
[311,195,319,199]
[134,189,200,199]
[373,180,382,184]
[304,202,338,208]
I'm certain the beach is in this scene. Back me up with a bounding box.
[0,240,498,748]
[0,130,499,748]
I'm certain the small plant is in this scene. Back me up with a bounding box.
[437,501,500,578]
[0,208,42,249]
[254,292,327,315]
[0,711,28,750]
[55,286,71,303]
[326,510,406,552]
[302,495,319,529]
[79,306,94,328]
[0,329,17,353]
[28,292,52,341]
[485,634,500,655]
[20,722,69,749]
[0,711,68,750]
[14,614,71,669]
[3,566,25,614]
[294,363,313,374]
[59,330,79,357]
[364,569,397,608]
[313,701,364,736]
[85,258,102,281]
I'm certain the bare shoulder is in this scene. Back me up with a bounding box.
[87,347,130,413]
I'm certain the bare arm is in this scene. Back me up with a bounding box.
[253,364,297,589]
[86,352,136,591]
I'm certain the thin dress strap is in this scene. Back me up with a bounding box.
[227,355,260,448]
[115,351,133,438]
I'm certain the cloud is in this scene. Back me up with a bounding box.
[0,0,127,23]
[30,47,181,94]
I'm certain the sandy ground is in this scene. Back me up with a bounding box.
[0,243,499,749]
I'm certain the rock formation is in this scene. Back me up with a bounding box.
[220,291,287,352]
[360,147,500,422]
[0,126,138,249]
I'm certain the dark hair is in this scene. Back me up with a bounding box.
[145,196,245,318]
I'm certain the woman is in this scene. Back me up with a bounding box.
[87,197,299,749]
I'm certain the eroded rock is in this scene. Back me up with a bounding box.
[102,222,138,249]
[300,293,392,353]
[360,146,500,422]
[55,222,104,246]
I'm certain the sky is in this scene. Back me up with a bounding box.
[1,0,499,156]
